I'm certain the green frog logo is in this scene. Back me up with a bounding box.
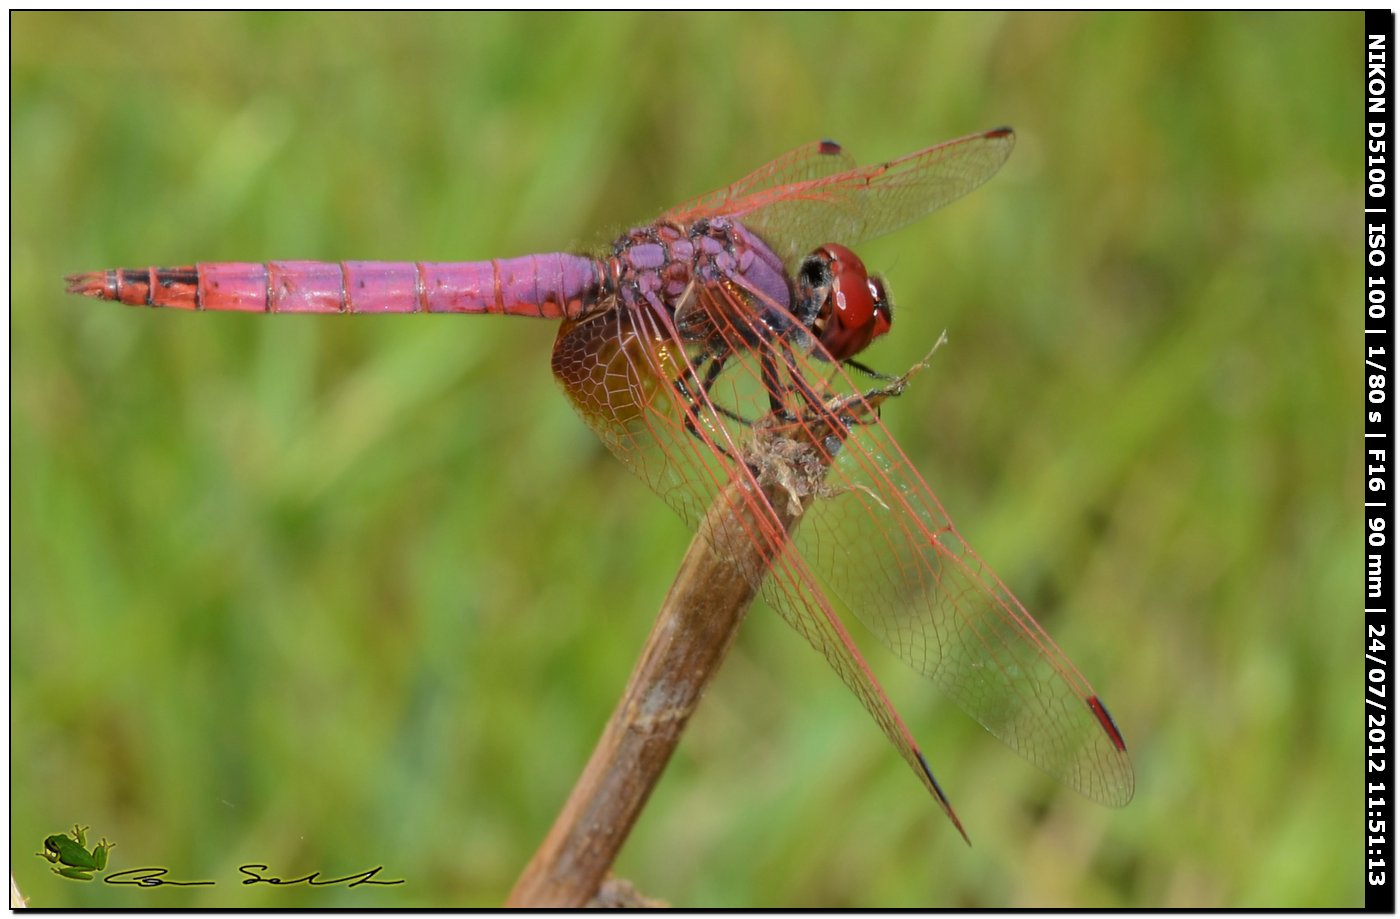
[36,825,114,880]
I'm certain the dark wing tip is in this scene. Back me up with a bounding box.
[1087,696,1128,752]
[985,125,1014,139]
[1088,695,1136,808]
[917,750,971,845]
[818,139,844,156]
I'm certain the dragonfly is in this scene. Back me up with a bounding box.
[67,126,1133,840]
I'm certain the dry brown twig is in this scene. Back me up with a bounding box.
[506,351,935,908]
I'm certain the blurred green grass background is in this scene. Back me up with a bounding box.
[13,11,1358,907]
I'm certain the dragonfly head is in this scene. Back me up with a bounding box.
[795,244,892,363]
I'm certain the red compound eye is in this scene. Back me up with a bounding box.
[811,244,892,361]
[867,275,892,341]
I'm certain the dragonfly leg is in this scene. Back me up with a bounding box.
[672,352,752,464]
[760,350,817,423]
[770,345,840,421]
[829,370,922,429]
[762,342,920,465]
[677,353,753,426]
[842,358,898,382]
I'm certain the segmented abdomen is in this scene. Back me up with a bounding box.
[65,256,607,318]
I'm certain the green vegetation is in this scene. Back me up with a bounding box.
[13,11,1358,907]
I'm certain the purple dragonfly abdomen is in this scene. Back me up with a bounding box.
[65,254,609,318]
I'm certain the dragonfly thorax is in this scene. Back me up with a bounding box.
[608,218,793,327]
[794,243,893,363]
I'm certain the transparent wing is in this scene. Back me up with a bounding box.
[550,276,1133,822]
[663,128,1015,265]
[661,139,857,227]
[773,361,1136,807]
[687,277,1134,808]
[550,298,970,838]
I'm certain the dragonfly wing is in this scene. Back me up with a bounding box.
[772,351,1136,807]
[669,273,1133,807]
[550,297,970,837]
[661,139,857,227]
[550,301,730,531]
[669,129,1015,265]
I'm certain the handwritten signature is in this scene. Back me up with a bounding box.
[103,865,404,888]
